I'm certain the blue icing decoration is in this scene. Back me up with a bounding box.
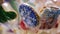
[5,0,11,2]
[19,4,38,27]
[57,10,60,14]
[40,8,60,29]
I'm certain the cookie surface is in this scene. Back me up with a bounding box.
[19,4,39,28]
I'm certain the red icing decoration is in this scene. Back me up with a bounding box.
[19,20,28,30]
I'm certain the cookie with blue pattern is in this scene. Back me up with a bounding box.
[40,7,60,29]
[19,4,39,27]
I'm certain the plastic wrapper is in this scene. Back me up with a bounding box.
[1,0,60,34]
